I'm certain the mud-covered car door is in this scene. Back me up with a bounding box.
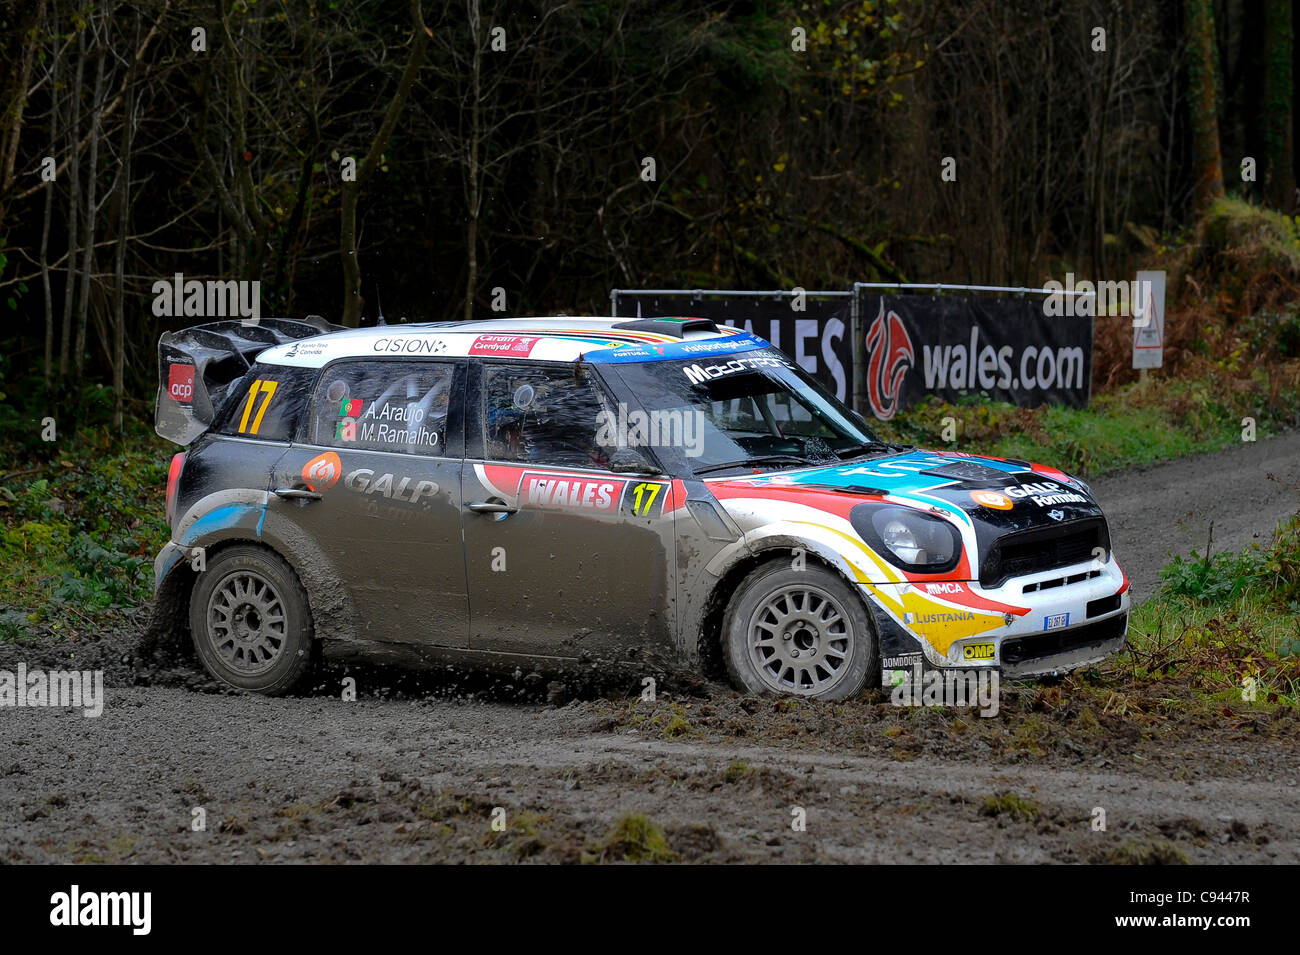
[461,360,676,659]
[266,358,469,647]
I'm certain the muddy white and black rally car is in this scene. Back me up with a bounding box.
[151,316,1130,698]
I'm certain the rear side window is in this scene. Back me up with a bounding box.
[213,364,317,441]
[310,360,455,455]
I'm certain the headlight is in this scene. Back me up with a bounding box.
[850,504,962,574]
[1069,474,1094,497]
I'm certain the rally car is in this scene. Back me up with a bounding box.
[150,316,1130,698]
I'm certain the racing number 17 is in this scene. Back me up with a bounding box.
[237,379,278,435]
[629,482,661,517]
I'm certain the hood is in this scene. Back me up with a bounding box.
[705,449,1103,537]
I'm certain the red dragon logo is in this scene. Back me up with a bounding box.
[865,301,914,420]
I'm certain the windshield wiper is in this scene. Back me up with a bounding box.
[694,454,820,475]
[834,440,892,459]
[834,440,913,459]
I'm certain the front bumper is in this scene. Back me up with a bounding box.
[872,555,1131,679]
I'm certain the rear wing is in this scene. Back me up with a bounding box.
[156,317,340,445]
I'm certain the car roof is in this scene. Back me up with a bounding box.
[257,317,763,368]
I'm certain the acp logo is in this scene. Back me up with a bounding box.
[168,363,195,402]
[301,451,342,491]
[864,300,914,421]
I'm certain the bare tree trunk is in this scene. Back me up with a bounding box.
[41,0,58,389]
[58,24,86,381]
[74,13,107,382]
[339,0,429,327]
[0,0,45,231]
[463,0,482,322]
[1186,0,1224,214]
[1264,0,1294,209]
[113,15,138,430]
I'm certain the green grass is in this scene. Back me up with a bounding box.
[583,813,677,864]
[980,792,1039,821]
[878,366,1300,477]
[0,420,171,642]
[1118,514,1300,705]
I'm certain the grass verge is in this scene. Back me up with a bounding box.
[878,363,1300,476]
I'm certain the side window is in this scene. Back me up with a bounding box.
[482,363,616,468]
[215,364,317,441]
[311,360,454,455]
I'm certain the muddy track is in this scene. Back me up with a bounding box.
[2,433,1298,864]
[1090,428,1300,601]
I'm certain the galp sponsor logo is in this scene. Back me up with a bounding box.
[1005,481,1088,507]
[344,468,439,504]
[50,885,151,935]
[301,451,342,491]
[864,300,914,420]
[167,363,194,402]
[522,473,623,512]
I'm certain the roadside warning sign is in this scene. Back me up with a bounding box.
[1132,269,1164,369]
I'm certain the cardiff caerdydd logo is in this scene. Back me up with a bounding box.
[865,301,914,420]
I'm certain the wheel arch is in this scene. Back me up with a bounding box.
[697,539,878,682]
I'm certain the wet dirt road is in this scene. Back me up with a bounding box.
[2,432,1298,864]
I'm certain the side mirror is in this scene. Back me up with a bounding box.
[607,448,660,474]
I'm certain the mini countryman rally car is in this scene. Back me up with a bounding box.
[152,316,1130,699]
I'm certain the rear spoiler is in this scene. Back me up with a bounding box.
[155,316,341,445]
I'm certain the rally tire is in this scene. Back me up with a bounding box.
[722,560,876,701]
[189,545,314,695]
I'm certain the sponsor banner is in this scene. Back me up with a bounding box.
[610,295,852,404]
[860,294,1093,419]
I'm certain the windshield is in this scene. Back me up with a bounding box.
[606,346,885,475]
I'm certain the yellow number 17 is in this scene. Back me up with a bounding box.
[630,482,661,516]
[237,379,278,435]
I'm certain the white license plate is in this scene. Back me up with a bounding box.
[1043,612,1070,630]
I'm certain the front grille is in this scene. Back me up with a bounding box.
[1001,613,1127,666]
[1022,569,1102,593]
[1087,593,1122,618]
[980,518,1109,588]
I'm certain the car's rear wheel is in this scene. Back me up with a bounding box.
[723,560,876,700]
[189,545,313,695]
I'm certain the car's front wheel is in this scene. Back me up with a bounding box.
[723,560,876,700]
[189,545,314,695]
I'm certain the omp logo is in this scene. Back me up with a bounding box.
[963,642,996,660]
[864,300,913,420]
[301,451,342,491]
[167,363,194,402]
